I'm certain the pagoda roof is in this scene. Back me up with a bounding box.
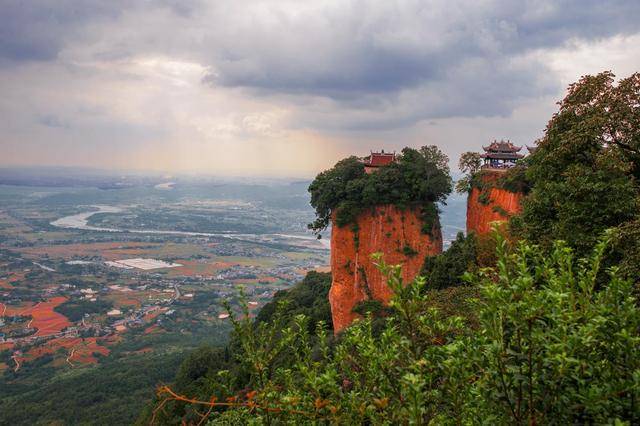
[481,152,524,160]
[526,145,538,153]
[364,151,396,167]
[483,139,522,153]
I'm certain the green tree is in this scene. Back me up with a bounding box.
[307,156,365,232]
[455,151,482,193]
[308,146,452,234]
[522,71,640,256]
[421,232,477,289]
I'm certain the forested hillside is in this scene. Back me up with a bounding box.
[139,271,332,424]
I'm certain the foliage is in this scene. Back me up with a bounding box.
[466,232,640,424]
[255,271,332,332]
[492,205,508,216]
[0,350,184,426]
[499,163,531,194]
[401,243,419,257]
[54,298,113,322]
[522,71,640,256]
[478,190,490,205]
[142,271,332,424]
[351,299,388,317]
[609,219,640,283]
[455,151,482,193]
[154,233,640,425]
[421,232,478,290]
[308,146,452,235]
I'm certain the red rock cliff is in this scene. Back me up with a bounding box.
[329,205,442,333]
[466,170,523,235]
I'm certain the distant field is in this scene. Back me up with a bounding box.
[5,297,71,337]
[283,251,318,260]
[17,242,162,260]
[211,255,282,268]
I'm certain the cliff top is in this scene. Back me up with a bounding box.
[308,145,452,235]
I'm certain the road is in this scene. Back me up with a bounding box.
[11,354,20,372]
[66,348,75,367]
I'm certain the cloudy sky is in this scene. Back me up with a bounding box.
[1,1,639,177]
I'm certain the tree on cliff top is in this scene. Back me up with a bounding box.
[522,71,640,256]
[455,151,482,193]
[308,145,452,234]
[455,150,530,195]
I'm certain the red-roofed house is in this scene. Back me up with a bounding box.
[363,150,396,174]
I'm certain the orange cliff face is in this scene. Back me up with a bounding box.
[329,205,442,333]
[466,170,523,235]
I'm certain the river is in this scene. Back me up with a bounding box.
[51,205,330,250]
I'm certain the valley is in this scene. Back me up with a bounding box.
[0,177,331,423]
[0,174,466,424]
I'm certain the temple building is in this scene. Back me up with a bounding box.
[481,140,524,169]
[363,150,396,173]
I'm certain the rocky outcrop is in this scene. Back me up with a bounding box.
[329,205,442,333]
[466,170,523,235]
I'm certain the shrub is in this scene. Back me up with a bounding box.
[401,244,419,257]
[421,232,477,289]
[154,232,640,425]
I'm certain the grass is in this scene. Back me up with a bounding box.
[282,251,316,260]
[210,255,282,268]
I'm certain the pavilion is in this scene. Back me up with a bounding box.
[481,140,524,169]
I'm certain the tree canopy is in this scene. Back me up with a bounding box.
[420,232,477,290]
[455,151,482,193]
[522,71,640,256]
[308,146,452,234]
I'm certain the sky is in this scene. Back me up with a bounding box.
[1,1,639,177]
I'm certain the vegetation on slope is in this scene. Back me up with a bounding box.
[308,145,452,235]
[152,234,640,424]
[140,271,332,425]
[420,232,477,290]
[0,347,184,425]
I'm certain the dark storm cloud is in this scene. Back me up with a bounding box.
[0,1,124,63]
[0,0,201,65]
[204,0,640,98]
[192,0,640,126]
[1,0,638,136]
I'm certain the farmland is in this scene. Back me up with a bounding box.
[0,175,330,423]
